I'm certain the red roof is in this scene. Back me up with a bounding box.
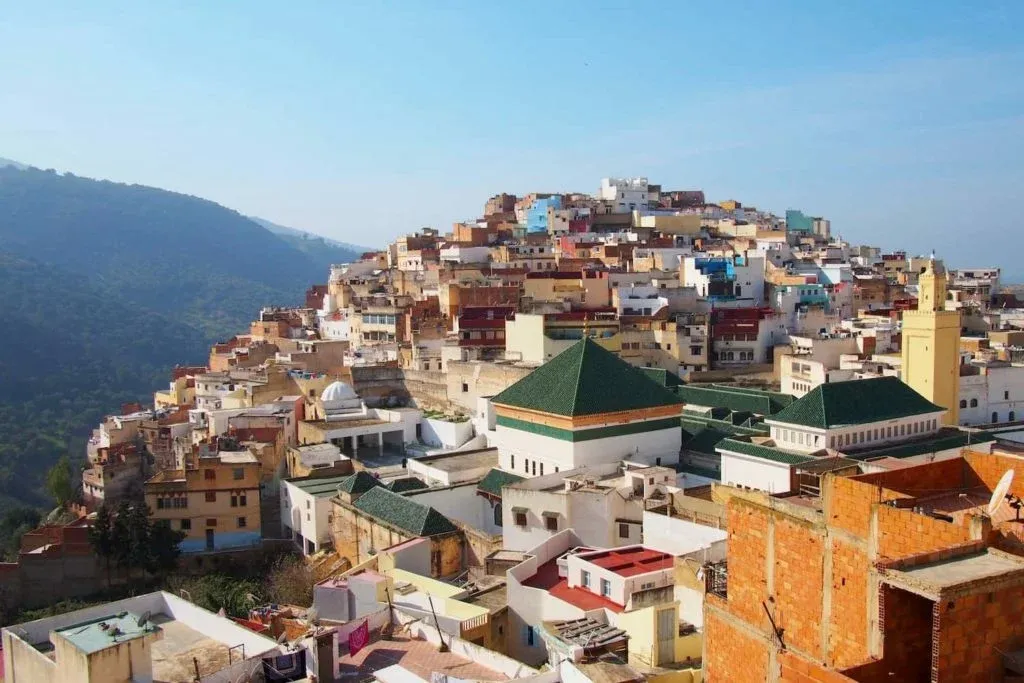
[523,557,624,613]
[583,547,674,577]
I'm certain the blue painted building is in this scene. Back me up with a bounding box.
[527,195,562,233]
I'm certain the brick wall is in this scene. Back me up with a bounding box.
[855,457,978,494]
[965,449,1024,498]
[825,476,885,540]
[773,516,824,656]
[934,583,1024,680]
[704,608,770,683]
[875,586,934,681]
[875,504,973,560]
[827,538,870,667]
[778,651,859,682]
[726,501,770,628]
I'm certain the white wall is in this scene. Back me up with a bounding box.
[496,423,681,475]
[419,418,475,450]
[642,512,728,556]
[405,482,501,535]
[281,481,333,553]
[719,450,793,494]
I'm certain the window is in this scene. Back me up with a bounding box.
[493,504,502,527]
[545,515,558,531]
[204,469,216,480]
[1006,391,1011,400]
[233,468,244,480]
[180,519,191,531]
[1012,411,1017,422]
[514,511,527,526]
[601,579,611,597]
[619,523,630,539]
[532,461,537,476]
[960,400,967,409]
[993,412,999,423]
[526,626,536,647]
[156,498,165,510]
[540,463,545,476]
[205,492,216,503]
[206,518,217,527]
[238,516,247,528]
[461,382,469,393]
[970,398,978,408]
[510,455,515,470]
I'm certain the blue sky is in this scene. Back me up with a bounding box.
[3,2,1023,274]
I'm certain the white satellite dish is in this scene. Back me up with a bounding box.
[988,470,1015,517]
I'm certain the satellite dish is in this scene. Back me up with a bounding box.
[988,470,1015,517]
[137,611,152,629]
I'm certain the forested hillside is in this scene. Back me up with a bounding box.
[0,166,353,513]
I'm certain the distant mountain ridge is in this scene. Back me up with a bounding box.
[0,158,27,170]
[249,216,373,256]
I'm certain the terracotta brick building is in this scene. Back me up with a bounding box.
[704,448,1024,682]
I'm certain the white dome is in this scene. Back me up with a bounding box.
[321,381,358,405]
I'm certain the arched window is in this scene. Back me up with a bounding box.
[970,398,978,408]
[993,412,999,423]
[959,400,967,409]
[493,503,503,527]
[727,351,735,361]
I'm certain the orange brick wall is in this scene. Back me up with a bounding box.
[773,517,824,656]
[779,651,859,683]
[826,476,887,539]
[827,539,870,667]
[965,450,1024,498]
[704,609,770,683]
[875,504,973,560]
[876,586,934,681]
[727,501,770,628]
[934,583,1024,680]
[854,457,976,494]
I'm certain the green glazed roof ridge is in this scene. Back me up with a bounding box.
[568,340,587,415]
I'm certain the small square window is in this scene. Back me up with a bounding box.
[180,519,191,530]
[233,468,244,480]
[206,518,217,527]
[461,383,469,393]
[205,492,216,503]
[619,523,630,539]
[514,512,527,527]
[545,516,558,531]
[204,469,216,480]
[237,516,247,528]
[582,570,591,587]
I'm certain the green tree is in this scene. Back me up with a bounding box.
[0,506,41,561]
[147,519,185,578]
[45,456,75,507]
[110,501,134,577]
[88,504,115,586]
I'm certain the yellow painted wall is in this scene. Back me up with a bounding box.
[146,459,262,541]
[638,214,702,236]
[902,262,961,424]
[615,603,699,670]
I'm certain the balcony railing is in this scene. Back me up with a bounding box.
[704,561,728,599]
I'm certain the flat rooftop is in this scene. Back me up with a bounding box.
[337,634,507,681]
[884,550,1024,600]
[54,612,157,654]
[287,475,352,497]
[305,418,390,430]
[524,557,624,613]
[582,547,674,577]
[416,448,499,472]
[149,614,240,681]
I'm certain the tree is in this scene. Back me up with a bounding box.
[265,555,315,607]
[110,501,134,578]
[147,519,185,578]
[88,504,115,586]
[45,456,75,507]
[0,506,42,561]
[124,502,151,579]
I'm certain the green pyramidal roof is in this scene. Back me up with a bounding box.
[492,338,684,418]
[353,487,458,537]
[769,376,944,429]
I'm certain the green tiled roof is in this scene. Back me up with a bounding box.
[337,471,382,495]
[353,487,458,537]
[387,477,428,494]
[716,438,817,466]
[677,384,795,416]
[769,377,944,429]
[477,468,525,498]
[847,429,996,462]
[680,414,770,455]
[641,367,684,388]
[290,475,352,497]
[491,338,683,417]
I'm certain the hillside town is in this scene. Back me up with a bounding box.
[9,176,1024,683]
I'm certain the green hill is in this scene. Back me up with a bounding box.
[0,166,354,513]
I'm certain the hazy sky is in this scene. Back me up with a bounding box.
[3,2,1023,272]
